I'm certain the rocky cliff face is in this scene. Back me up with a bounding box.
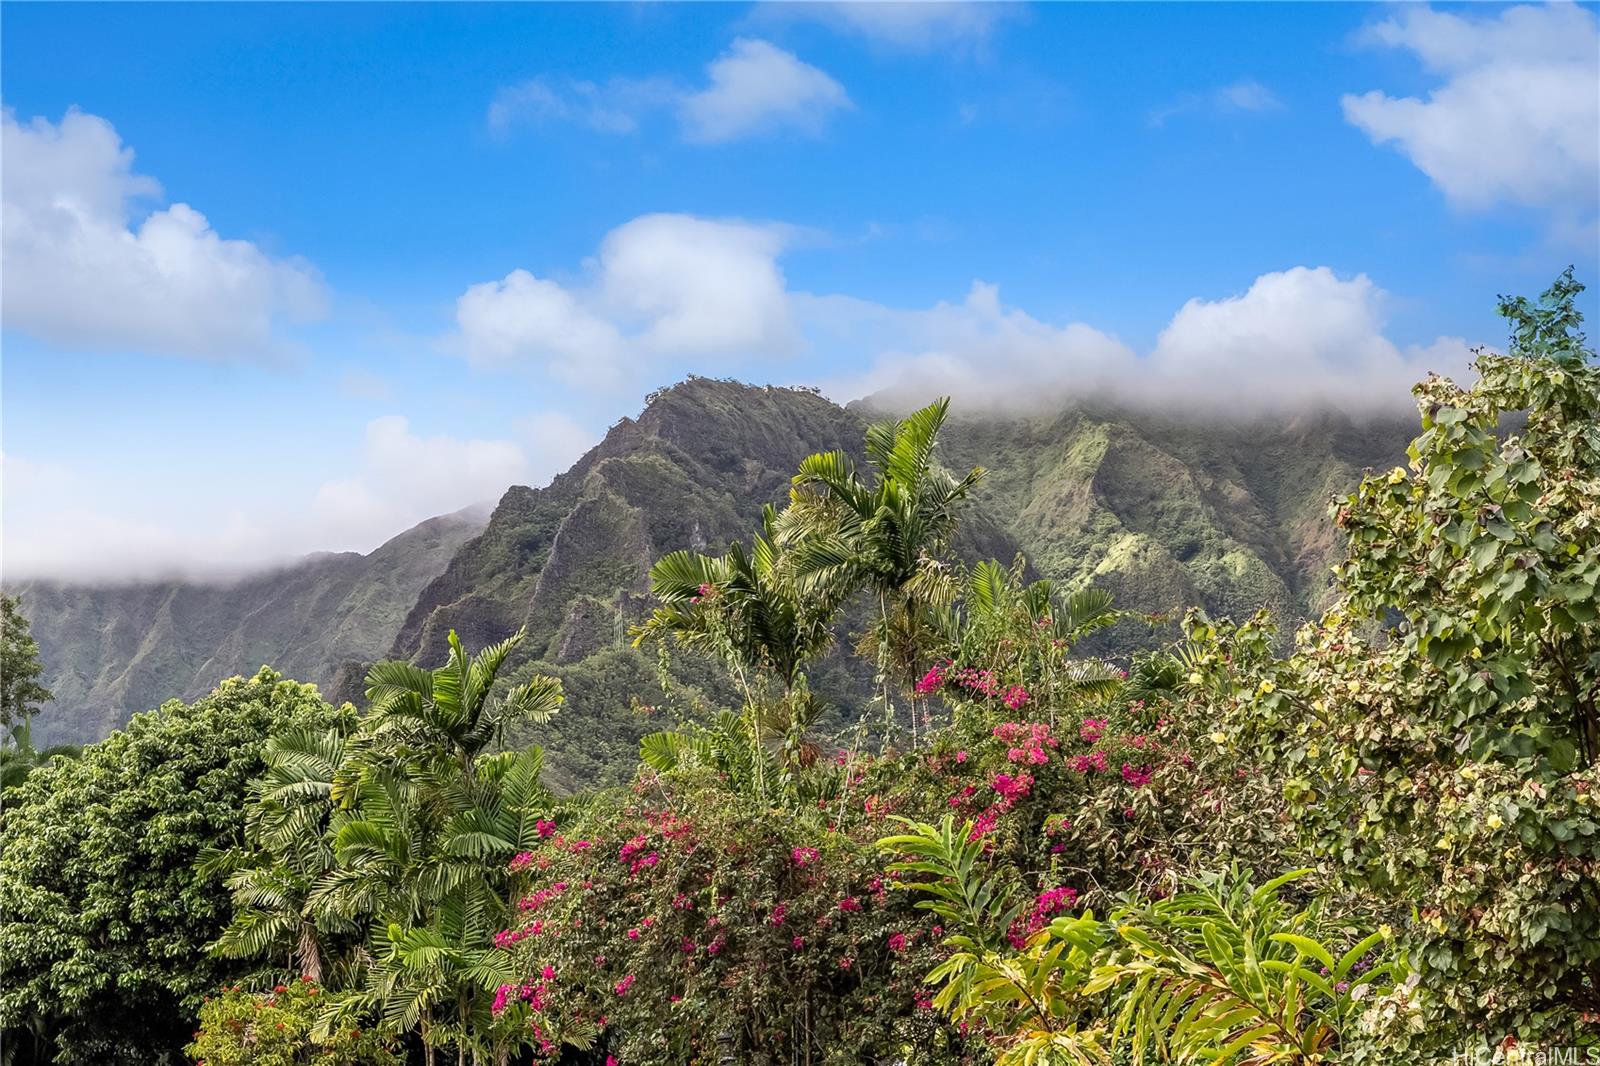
[388,379,874,669]
[931,403,1414,633]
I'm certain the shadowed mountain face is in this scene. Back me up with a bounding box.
[386,380,878,672]
[10,378,1413,771]
[9,510,485,746]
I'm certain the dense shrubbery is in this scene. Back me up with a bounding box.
[2,275,1594,1063]
[1180,271,1600,1047]
[187,979,401,1066]
[0,670,351,1064]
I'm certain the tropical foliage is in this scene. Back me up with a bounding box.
[2,277,1593,1062]
[0,670,348,1065]
[1179,269,1600,1047]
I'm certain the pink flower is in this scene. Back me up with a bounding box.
[914,665,946,696]
[541,965,555,980]
[791,846,820,867]
[1080,718,1107,744]
[887,932,908,952]
[770,904,787,926]
[626,927,640,940]
[1002,685,1030,710]
[990,772,1033,807]
[535,819,557,838]
[839,896,861,912]
[1120,763,1153,787]
[955,750,968,763]
[1008,886,1079,948]
[614,974,635,996]
[792,936,805,949]
[508,851,535,872]
[839,955,854,970]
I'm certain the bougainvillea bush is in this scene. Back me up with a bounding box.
[487,768,976,1064]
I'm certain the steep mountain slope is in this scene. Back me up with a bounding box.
[931,403,1416,633]
[10,509,484,745]
[390,379,883,669]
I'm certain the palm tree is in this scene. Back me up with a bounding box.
[316,748,549,1066]
[634,505,843,802]
[782,397,986,746]
[209,726,355,985]
[363,627,563,780]
[946,558,1124,721]
[213,628,562,1066]
[0,720,78,795]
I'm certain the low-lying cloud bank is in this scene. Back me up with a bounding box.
[813,268,1472,417]
[447,212,1474,417]
[0,412,596,584]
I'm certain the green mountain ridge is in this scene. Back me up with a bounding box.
[8,378,1414,775]
[9,508,486,746]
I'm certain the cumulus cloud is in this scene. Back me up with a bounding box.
[815,267,1470,416]
[1,107,327,359]
[758,1,1009,51]
[448,213,797,387]
[1149,79,1285,127]
[2,414,596,582]
[1341,4,1599,228]
[680,38,852,143]
[487,39,849,144]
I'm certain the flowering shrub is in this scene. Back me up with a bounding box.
[1180,277,1600,1049]
[491,769,980,1064]
[186,979,400,1066]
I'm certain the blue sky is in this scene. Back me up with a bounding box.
[3,1,1597,580]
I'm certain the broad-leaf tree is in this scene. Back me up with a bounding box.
[0,669,347,1066]
[1184,270,1600,1042]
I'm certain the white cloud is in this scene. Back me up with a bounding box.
[487,76,675,137]
[308,416,531,547]
[759,2,1008,51]
[815,267,1470,416]
[1341,4,1599,225]
[1,107,327,359]
[679,38,852,143]
[1150,79,1285,127]
[1,414,597,582]
[487,39,849,145]
[451,211,1470,413]
[448,213,797,388]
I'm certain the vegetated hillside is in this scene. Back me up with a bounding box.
[929,402,1416,639]
[9,509,485,746]
[378,378,925,788]
[387,380,853,666]
[12,377,1411,770]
